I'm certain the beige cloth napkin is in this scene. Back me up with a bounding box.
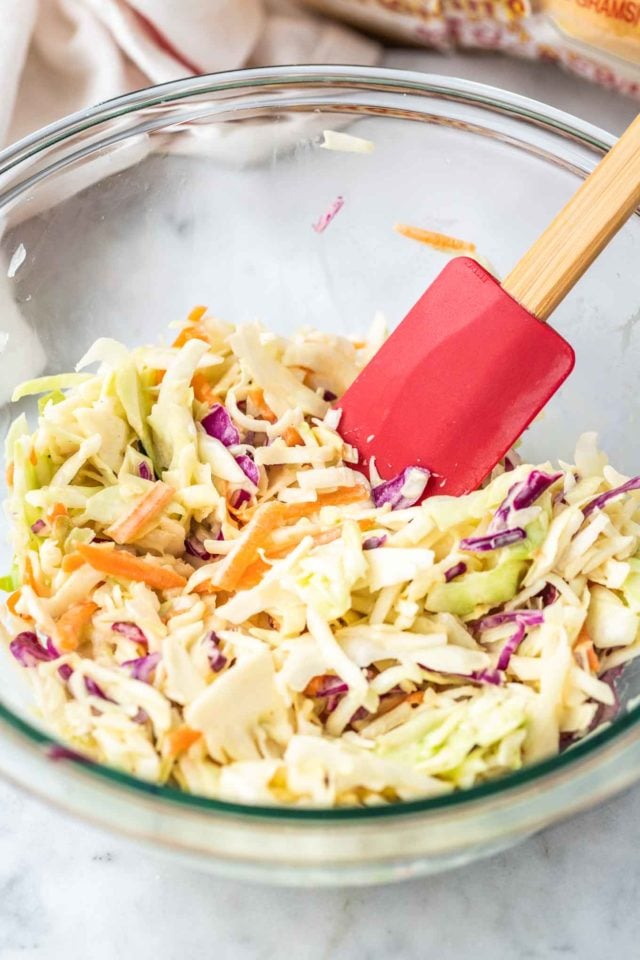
[1,0,379,147]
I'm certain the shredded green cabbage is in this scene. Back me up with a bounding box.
[3,308,639,807]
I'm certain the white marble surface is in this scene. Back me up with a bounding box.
[1,49,639,960]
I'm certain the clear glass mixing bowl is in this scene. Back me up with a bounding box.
[0,66,639,887]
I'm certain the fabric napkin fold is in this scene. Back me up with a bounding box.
[1,0,380,148]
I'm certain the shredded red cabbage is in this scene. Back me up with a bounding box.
[372,466,430,511]
[363,535,387,550]
[230,489,251,510]
[460,528,526,552]
[473,610,544,631]
[111,622,148,647]
[206,632,227,672]
[235,454,259,487]
[138,461,153,481]
[309,675,350,697]
[444,561,467,582]
[185,536,212,561]
[122,652,161,683]
[495,623,526,671]
[470,668,503,685]
[312,195,344,233]
[132,708,149,724]
[537,582,559,606]
[47,744,94,764]
[58,663,73,682]
[9,632,58,667]
[201,404,240,447]
[31,519,47,534]
[489,470,562,533]
[323,389,337,402]
[583,475,640,517]
[84,676,113,701]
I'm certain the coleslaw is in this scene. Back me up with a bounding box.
[2,306,639,807]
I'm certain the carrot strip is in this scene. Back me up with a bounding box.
[166,726,202,757]
[57,600,99,652]
[203,486,370,593]
[5,463,13,487]
[76,543,186,590]
[586,643,601,673]
[7,591,22,616]
[191,371,218,405]
[212,501,287,592]
[187,305,207,324]
[172,322,210,349]
[283,426,303,447]
[47,502,68,523]
[152,369,165,386]
[394,222,476,253]
[29,448,37,466]
[62,553,86,573]
[248,388,277,424]
[282,484,369,521]
[106,482,175,545]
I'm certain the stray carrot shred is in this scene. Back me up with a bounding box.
[394,222,476,253]
[191,371,218,405]
[5,462,14,487]
[187,305,207,324]
[283,426,303,447]
[248,388,277,424]
[62,553,85,573]
[166,726,202,757]
[57,600,99,652]
[152,369,165,386]
[29,448,37,466]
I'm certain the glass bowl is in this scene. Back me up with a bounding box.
[0,66,639,887]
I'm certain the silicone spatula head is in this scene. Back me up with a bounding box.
[339,113,640,497]
[338,258,574,497]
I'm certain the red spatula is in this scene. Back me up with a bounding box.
[339,113,640,497]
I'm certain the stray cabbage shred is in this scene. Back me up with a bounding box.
[2,307,640,807]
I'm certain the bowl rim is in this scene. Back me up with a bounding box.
[0,63,636,824]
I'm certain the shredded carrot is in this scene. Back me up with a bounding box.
[106,482,175,545]
[191,371,218,406]
[394,222,476,254]
[76,543,186,590]
[304,675,333,697]
[23,555,46,597]
[29,448,37,466]
[233,559,271,591]
[56,600,98,652]
[282,485,369,522]
[212,501,287,592]
[7,591,22,616]
[248,388,277,424]
[215,488,369,592]
[62,553,86,573]
[283,426,303,447]
[5,462,13,487]
[187,305,207,324]
[586,642,601,673]
[172,323,210,349]
[47,502,68,524]
[166,726,202,757]
[358,518,377,531]
[152,369,165,386]
[376,689,424,718]
[405,691,425,706]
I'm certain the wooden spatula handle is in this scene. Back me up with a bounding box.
[503,113,640,321]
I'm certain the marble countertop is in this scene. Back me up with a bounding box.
[1,49,639,960]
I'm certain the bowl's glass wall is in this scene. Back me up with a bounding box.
[0,69,639,882]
